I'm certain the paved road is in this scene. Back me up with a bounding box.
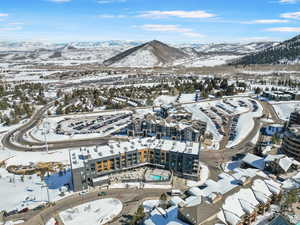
[6,188,168,225]
[1,103,122,151]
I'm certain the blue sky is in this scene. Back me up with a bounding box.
[0,0,300,43]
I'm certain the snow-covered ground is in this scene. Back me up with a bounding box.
[272,101,300,121]
[154,95,178,106]
[59,198,122,225]
[0,168,72,212]
[177,93,196,103]
[144,205,187,225]
[174,55,240,67]
[45,218,56,225]
[187,163,209,187]
[0,220,24,225]
[0,143,70,166]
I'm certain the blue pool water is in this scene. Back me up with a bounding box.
[150,174,168,181]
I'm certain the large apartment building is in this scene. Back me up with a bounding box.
[127,113,207,143]
[282,125,300,161]
[70,137,201,191]
[282,109,300,160]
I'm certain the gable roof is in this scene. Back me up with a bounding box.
[242,153,265,170]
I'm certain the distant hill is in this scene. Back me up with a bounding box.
[229,34,300,65]
[103,40,189,67]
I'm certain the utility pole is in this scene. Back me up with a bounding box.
[43,113,49,154]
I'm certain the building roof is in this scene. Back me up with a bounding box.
[71,137,200,169]
[264,154,300,172]
[269,215,292,225]
[242,153,265,170]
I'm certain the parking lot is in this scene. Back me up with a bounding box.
[56,113,132,136]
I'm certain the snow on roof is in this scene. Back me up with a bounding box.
[194,169,258,198]
[279,157,293,172]
[223,209,242,225]
[264,154,300,172]
[188,187,203,196]
[170,196,185,206]
[238,188,260,209]
[264,179,282,195]
[184,196,202,207]
[252,190,270,204]
[264,154,285,162]
[242,153,265,170]
[252,179,272,203]
[71,137,200,169]
[282,174,300,190]
[222,194,245,218]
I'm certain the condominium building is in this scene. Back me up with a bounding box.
[289,109,300,127]
[127,113,206,143]
[178,170,282,225]
[70,137,201,191]
[282,125,300,161]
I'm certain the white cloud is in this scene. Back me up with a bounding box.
[278,0,299,3]
[280,11,300,20]
[97,14,126,18]
[97,0,127,4]
[266,27,300,32]
[243,19,290,24]
[0,13,9,17]
[139,24,204,38]
[48,0,71,2]
[139,10,216,19]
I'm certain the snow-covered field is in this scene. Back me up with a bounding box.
[0,168,72,212]
[154,95,178,106]
[0,143,70,166]
[272,101,300,121]
[174,55,240,67]
[60,198,122,225]
[0,220,24,225]
[178,93,196,103]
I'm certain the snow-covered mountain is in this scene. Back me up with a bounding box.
[0,40,277,67]
[230,34,300,65]
[103,40,189,67]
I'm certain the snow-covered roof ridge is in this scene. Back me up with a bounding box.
[242,153,265,170]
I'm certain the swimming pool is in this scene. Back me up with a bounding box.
[150,174,168,181]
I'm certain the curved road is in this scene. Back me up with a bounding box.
[1,103,121,151]
[6,188,168,225]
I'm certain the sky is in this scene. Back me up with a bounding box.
[0,0,300,43]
